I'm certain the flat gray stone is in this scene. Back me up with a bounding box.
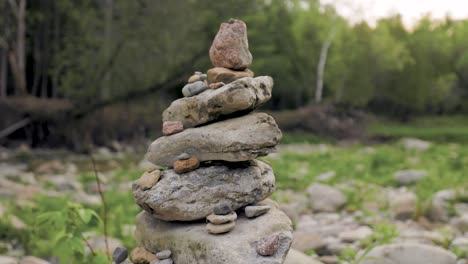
[147,113,282,167]
[307,183,347,212]
[361,243,456,264]
[206,221,236,234]
[133,160,275,221]
[207,212,237,224]
[135,206,292,264]
[162,76,273,128]
[156,250,172,260]
[245,205,271,218]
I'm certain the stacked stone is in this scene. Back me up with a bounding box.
[131,19,292,264]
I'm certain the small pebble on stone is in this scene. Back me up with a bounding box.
[162,121,184,136]
[173,157,200,174]
[182,81,209,97]
[194,71,202,75]
[130,246,157,264]
[156,250,172,260]
[256,234,280,256]
[187,75,201,83]
[209,82,225,89]
[207,211,237,224]
[150,259,173,264]
[245,205,271,218]
[176,153,190,160]
[135,170,161,190]
[206,221,236,234]
[112,247,129,264]
[213,203,232,215]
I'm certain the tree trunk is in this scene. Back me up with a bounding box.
[8,0,27,95]
[101,0,113,100]
[0,48,7,97]
[315,22,336,104]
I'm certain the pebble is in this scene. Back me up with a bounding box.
[156,250,172,260]
[135,170,161,190]
[206,221,235,234]
[207,212,237,224]
[176,153,190,160]
[452,214,468,231]
[173,157,200,174]
[213,203,232,215]
[245,205,271,218]
[162,121,184,136]
[151,259,173,264]
[130,247,157,264]
[207,67,254,84]
[112,247,129,264]
[394,170,427,185]
[338,226,373,242]
[390,191,417,220]
[182,81,209,97]
[208,82,225,89]
[319,255,339,264]
[256,234,280,256]
[188,75,200,83]
[307,183,347,212]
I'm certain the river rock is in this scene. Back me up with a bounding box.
[360,243,457,264]
[162,121,184,136]
[135,206,292,264]
[162,76,273,128]
[394,170,427,185]
[209,19,252,69]
[207,212,237,224]
[390,191,417,220]
[134,170,160,191]
[147,113,281,167]
[130,246,157,264]
[208,82,225,89]
[173,157,200,174]
[156,250,172,260]
[307,183,347,212]
[206,221,236,234]
[113,247,129,264]
[245,205,271,218]
[213,203,232,215]
[133,160,276,221]
[182,81,209,97]
[207,67,254,84]
[284,249,324,264]
[188,74,207,83]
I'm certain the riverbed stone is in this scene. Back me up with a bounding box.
[162,76,273,128]
[209,19,252,69]
[208,82,225,89]
[135,206,292,264]
[181,81,209,97]
[173,157,200,174]
[156,250,171,260]
[207,67,254,84]
[162,121,183,136]
[134,170,160,191]
[130,246,157,264]
[307,183,347,212]
[245,205,271,218]
[207,212,237,224]
[148,113,281,167]
[133,160,276,221]
[206,221,236,234]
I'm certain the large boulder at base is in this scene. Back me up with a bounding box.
[135,206,292,264]
[360,243,457,264]
[133,160,275,221]
[162,76,273,128]
[209,19,252,69]
[147,113,281,167]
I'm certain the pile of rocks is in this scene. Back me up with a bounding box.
[130,19,293,264]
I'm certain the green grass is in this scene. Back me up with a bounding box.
[369,115,468,142]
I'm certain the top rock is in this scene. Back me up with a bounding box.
[209,19,253,70]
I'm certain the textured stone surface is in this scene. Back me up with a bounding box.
[208,82,225,89]
[284,249,324,264]
[133,160,276,221]
[207,67,254,84]
[209,19,252,69]
[360,243,457,264]
[206,221,236,234]
[135,206,292,264]
[390,191,417,220]
[162,121,184,136]
[156,250,172,260]
[207,212,237,224]
[148,113,281,167]
[113,247,129,264]
[173,157,200,174]
[131,246,157,264]
[394,170,427,185]
[307,183,347,212]
[245,205,271,218]
[213,203,232,215]
[162,76,273,128]
[182,81,209,97]
[256,234,281,256]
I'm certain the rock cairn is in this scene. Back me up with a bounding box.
[130,19,292,264]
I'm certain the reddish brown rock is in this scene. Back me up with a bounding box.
[130,247,156,264]
[207,67,254,84]
[208,82,226,89]
[162,121,183,136]
[173,157,200,174]
[134,170,161,191]
[209,19,252,69]
[256,234,281,256]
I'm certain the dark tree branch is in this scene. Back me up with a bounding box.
[0,117,31,139]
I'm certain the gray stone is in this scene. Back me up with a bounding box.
[213,203,232,215]
[156,250,172,260]
[338,226,373,242]
[19,257,50,264]
[147,113,281,167]
[245,205,271,218]
[394,170,427,185]
[401,138,431,151]
[182,81,209,97]
[163,76,273,128]
[307,183,347,212]
[133,160,275,221]
[0,256,18,264]
[360,243,457,264]
[207,212,237,224]
[151,259,173,264]
[206,221,236,234]
[451,214,468,231]
[135,206,292,264]
[176,153,190,160]
[284,249,323,264]
[292,232,326,252]
[112,247,128,264]
[390,191,417,220]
